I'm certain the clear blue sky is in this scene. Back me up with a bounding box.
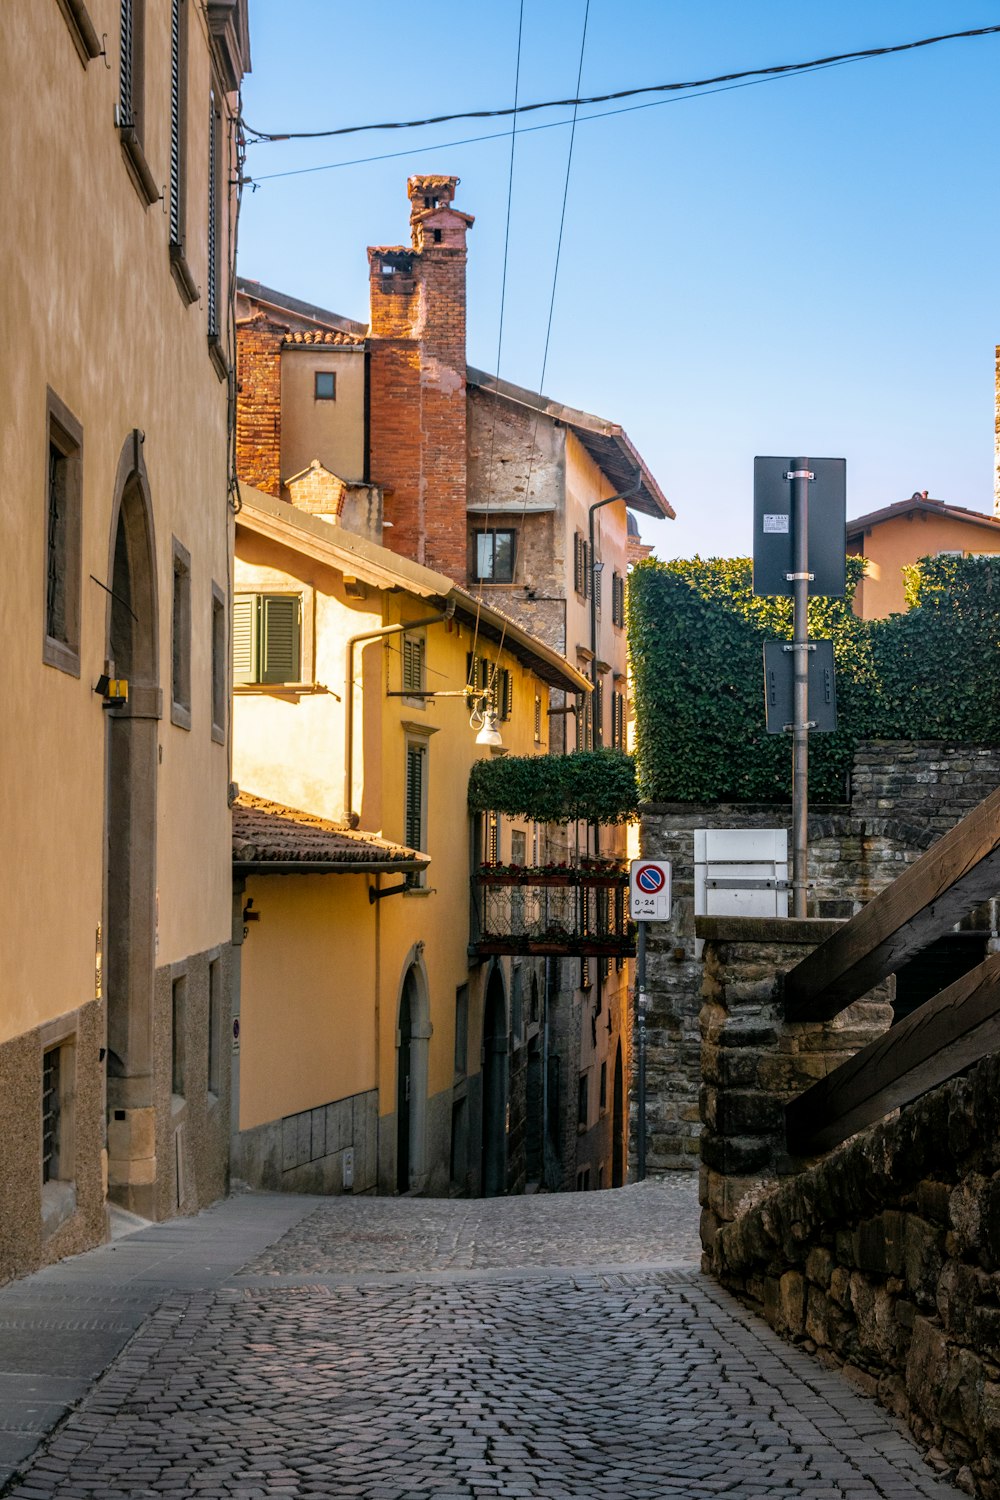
[238,3,1000,560]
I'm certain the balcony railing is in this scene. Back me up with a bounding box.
[472,864,636,958]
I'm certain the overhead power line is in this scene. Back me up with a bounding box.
[242,23,1000,144]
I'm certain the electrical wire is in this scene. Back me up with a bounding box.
[243,50,861,186]
[466,0,526,698]
[241,23,1000,144]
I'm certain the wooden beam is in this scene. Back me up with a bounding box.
[785,953,1000,1156]
[783,783,1000,1021]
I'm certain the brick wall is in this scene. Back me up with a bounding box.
[367,177,472,581]
[235,316,285,498]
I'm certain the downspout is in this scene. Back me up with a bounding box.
[344,602,455,824]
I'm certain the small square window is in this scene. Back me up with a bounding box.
[314,371,336,401]
[473,530,515,584]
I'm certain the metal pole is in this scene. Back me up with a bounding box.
[636,920,647,1181]
[790,458,812,919]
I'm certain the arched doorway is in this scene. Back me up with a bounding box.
[612,1039,625,1188]
[395,955,430,1194]
[480,965,508,1197]
[104,433,159,1216]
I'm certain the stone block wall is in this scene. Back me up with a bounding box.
[710,1050,1000,1499]
[636,741,1000,1173]
[697,917,893,1253]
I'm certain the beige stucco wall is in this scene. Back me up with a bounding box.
[281,348,366,486]
[0,0,242,1258]
[848,511,1000,618]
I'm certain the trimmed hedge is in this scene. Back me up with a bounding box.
[468,747,638,825]
[628,553,1000,804]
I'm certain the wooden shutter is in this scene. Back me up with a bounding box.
[534,695,542,742]
[119,0,133,124]
[594,561,602,613]
[260,595,300,684]
[207,89,219,339]
[231,594,258,684]
[405,743,425,851]
[403,634,424,696]
[168,0,182,244]
[499,668,512,721]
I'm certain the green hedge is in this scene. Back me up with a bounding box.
[468,748,638,825]
[628,553,1000,804]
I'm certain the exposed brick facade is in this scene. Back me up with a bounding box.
[236,313,285,498]
[368,176,473,579]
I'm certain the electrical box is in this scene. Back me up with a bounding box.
[694,828,789,924]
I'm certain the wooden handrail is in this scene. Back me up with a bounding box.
[786,953,1000,1156]
[783,783,1000,1022]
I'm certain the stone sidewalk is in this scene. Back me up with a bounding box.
[0,1180,966,1499]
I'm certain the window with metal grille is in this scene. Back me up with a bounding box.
[208,958,221,1097]
[454,985,468,1077]
[211,583,226,743]
[172,975,187,1097]
[611,571,625,628]
[600,1060,607,1111]
[42,1048,62,1184]
[405,741,427,854]
[43,391,83,676]
[577,1074,588,1128]
[207,87,220,342]
[473,529,515,583]
[232,594,301,685]
[573,533,591,597]
[402,633,425,699]
[171,539,191,728]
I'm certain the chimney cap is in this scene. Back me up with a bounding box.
[408,175,459,203]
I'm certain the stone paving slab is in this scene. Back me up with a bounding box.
[0,1179,966,1500]
[1,1268,964,1499]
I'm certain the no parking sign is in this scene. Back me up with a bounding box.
[630,860,671,921]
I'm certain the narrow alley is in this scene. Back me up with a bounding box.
[0,1181,964,1500]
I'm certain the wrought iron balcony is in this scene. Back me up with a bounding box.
[472,863,636,958]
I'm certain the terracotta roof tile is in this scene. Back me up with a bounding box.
[233,793,427,871]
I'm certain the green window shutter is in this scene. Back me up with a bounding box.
[260,595,300,684]
[232,594,258,684]
[403,634,425,696]
[405,743,425,851]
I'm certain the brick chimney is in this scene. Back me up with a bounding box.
[235,313,285,498]
[367,176,474,577]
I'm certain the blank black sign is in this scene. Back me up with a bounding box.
[763,639,838,734]
[753,456,846,597]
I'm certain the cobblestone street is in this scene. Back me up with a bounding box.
[0,1180,965,1499]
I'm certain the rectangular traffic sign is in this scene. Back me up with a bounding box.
[762,639,838,734]
[630,859,672,922]
[752,456,846,597]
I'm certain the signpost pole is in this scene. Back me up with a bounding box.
[636,918,647,1182]
[790,458,812,919]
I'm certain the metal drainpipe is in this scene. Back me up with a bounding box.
[344,603,455,824]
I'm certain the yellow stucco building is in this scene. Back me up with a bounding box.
[0,0,249,1281]
[847,493,1000,618]
[232,488,591,1195]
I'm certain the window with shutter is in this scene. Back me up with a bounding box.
[168,0,187,249]
[592,679,603,745]
[207,87,220,342]
[534,695,542,743]
[405,742,426,854]
[575,692,586,750]
[402,633,425,699]
[260,595,300,684]
[594,561,602,614]
[233,594,300,685]
[119,0,134,126]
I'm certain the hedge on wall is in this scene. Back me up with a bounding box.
[468,748,638,825]
[628,553,1000,804]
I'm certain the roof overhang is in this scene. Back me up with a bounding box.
[236,487,591,695]
[846,499,1000,541]
[467,367,673,521]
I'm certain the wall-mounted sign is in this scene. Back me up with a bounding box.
[630,860,672,922]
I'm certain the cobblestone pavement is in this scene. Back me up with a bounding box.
[1,1180,965,1500]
